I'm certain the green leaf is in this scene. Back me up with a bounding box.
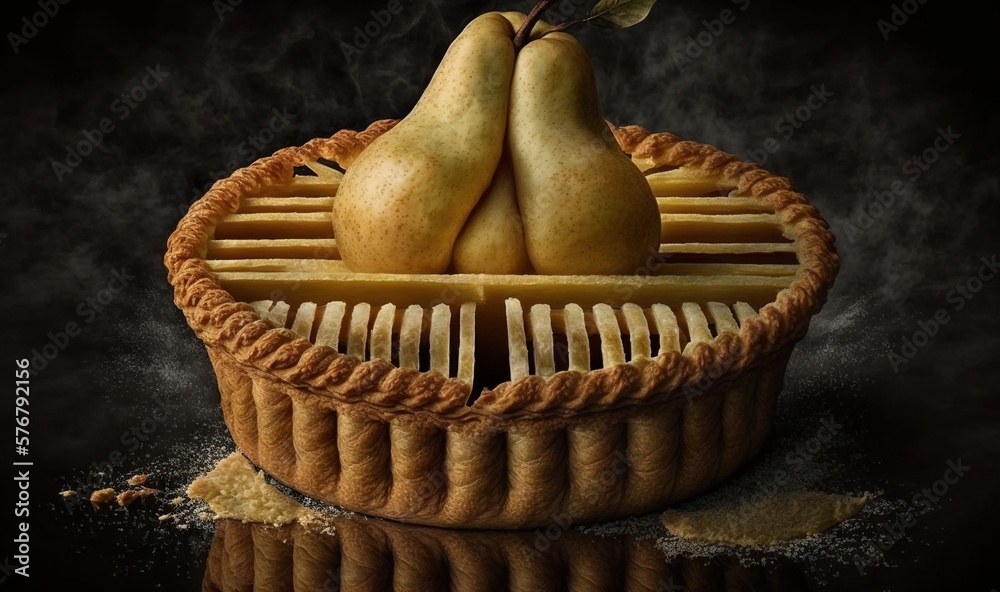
[589,0,658,29]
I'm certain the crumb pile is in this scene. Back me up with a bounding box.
[661,491,868,546]
[187,452,327,529]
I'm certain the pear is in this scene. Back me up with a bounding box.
[333,13,519,274]
[453,152,529,274]
[507,32,661,276]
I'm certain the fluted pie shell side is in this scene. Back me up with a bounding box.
[165,121,839,529]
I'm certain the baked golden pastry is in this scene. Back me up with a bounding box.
[203,517,809,591]
[165,121,838,528]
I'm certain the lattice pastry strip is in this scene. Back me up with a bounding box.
[457,303,476,385]
[640,167,738,194]
[502,299,763,379]
[250,300,273,322]
[251,298,475,381]
[506,299,530,381]
[315,302,346,349]
[706,302,740,335]
[681,302,713,354]
[370,304,396,362]
[303,161,345,181]
[289,302,317,340]
[733,302,759,326]
[529,304,556,377]
[250,300,290,329]
[346,303,371,359]
[430,304,451,376]
[622,303,652,360]
[399,305,424,370]
[564,303,591,373]
[593,304,627,369]
[247,162,343,197]
[650,303,681,356]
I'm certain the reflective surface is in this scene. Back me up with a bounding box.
[202,517,808,592]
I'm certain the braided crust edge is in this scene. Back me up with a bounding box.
[164,120,838,422]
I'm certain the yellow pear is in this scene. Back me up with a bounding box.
[452,152,529,274]
[333,13,519,274]
[507,32,661,275]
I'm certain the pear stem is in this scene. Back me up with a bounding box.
[540,17,591,36]
[512,0,559,52]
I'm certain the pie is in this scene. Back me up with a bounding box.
[165,120,838,529]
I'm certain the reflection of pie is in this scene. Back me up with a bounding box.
[165,121,838,529]
[203,517,808,591]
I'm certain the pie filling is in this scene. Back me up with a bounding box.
[202,158,802,395]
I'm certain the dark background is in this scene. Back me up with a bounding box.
[1,0,997,589]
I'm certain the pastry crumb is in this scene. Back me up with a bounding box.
[187,452,318,527]
[299,512,336,534]
[116,490,141,507]
[170,497,185,506]
[127,474,149,486]
[158,514,172,521]
[90,488,116,504]
[113,487,158,507]
[59,490,77,498]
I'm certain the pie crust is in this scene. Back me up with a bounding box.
[165,121,838,529]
